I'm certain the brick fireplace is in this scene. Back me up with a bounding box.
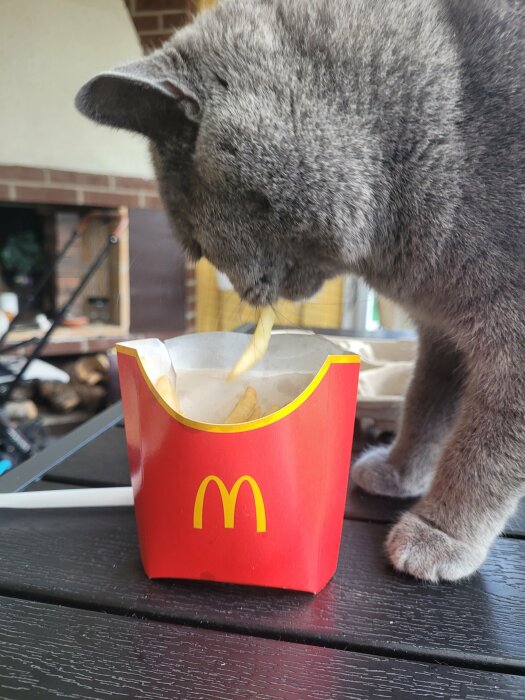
[0,0,202,347]
[0,161,191,355]
[0,165,161,210]
[0,200,131,350]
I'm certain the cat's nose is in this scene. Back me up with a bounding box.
[240,276,276,307]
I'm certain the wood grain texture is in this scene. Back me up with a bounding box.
[26,480,82,491]
[346,482,417,522]
[44,427,130,487]
[346,483,525,537]
[44,427,525,535]
[1,597,523,700]
[0,509,523,671]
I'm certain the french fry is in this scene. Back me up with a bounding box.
[225,386,258,423]
[228,307,276,381]
[249,405,262,420]
[155,375,180,412]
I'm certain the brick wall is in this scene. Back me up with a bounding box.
[0,165,198,332]
[0,166,161,209]
[0,166,161,326]
[125,0,198,51]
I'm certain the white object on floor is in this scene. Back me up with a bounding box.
[0,487,133,509]
[0,292,18,317]
[0,356,70,384]
[0,311,8,337]
[35,313,52,331]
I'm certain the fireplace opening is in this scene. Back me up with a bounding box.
[0,203,130,342]
[0,204,55,326]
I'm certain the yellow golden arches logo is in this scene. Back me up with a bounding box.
[193,475,267,533]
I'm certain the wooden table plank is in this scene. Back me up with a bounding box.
[346,483,417,523]
[346,483,525,537]
[1,597,523,700]
[44,427,130,487]
[0,509,523,671]
[26,480,83,491]
[44,427,525,536]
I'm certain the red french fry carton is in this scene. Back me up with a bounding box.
[116,332,360,594]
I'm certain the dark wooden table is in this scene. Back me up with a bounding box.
[0,404,524,699]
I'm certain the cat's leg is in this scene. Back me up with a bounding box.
[352,326,465,498]
[386,353,525,581]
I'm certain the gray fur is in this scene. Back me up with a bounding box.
[76,0,524,582]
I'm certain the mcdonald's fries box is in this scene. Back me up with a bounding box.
[116,332,360,594]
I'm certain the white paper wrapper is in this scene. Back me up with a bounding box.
[324,335,418,432]
[121,332,352,424]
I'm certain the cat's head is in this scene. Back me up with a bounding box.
[75,2,369,306]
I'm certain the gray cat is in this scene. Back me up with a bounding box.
[76,0,524,582]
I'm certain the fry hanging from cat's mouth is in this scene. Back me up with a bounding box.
[227,307,276,381]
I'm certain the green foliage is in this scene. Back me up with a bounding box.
[0,231,45,276]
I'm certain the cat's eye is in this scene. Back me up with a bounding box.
[246,190,272,213]
[219,141,238,156]
[212,71,229,90]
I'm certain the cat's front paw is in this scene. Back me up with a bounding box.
[386,512,489,582]
[352,446,429,498]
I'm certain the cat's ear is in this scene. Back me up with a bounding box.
[75,55,202,139]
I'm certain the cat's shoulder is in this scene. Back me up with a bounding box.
[444,0,524,63]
